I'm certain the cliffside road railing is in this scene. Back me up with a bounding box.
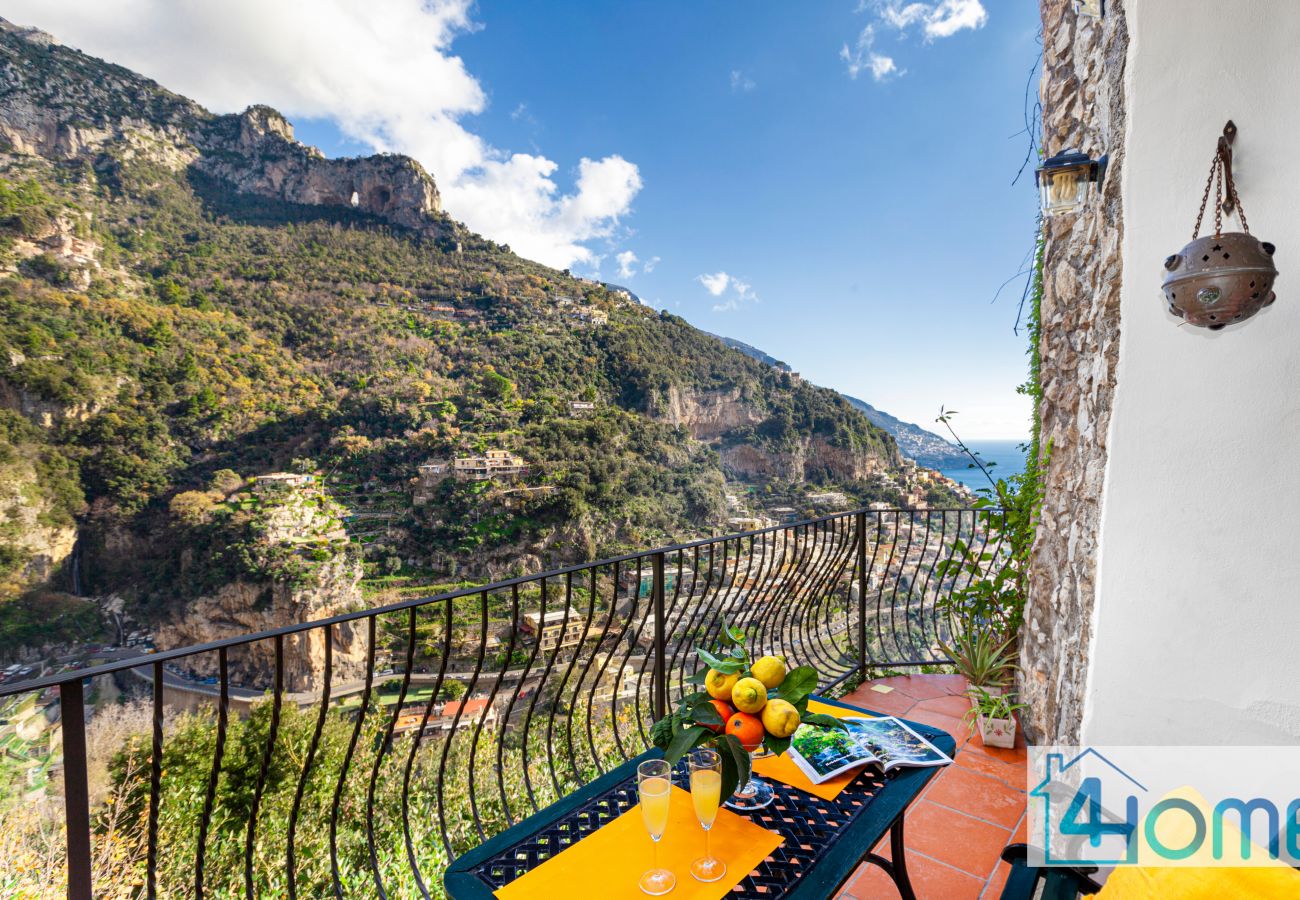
[0,506,1004,899]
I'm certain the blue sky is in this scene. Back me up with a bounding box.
[17,0,1041,438]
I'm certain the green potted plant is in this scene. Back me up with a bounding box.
[936,623,1016,697]
[963,686,1026,749]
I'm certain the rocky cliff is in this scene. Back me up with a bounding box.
[155,556,366,693]
[0,21,444,235]
[195,106,443,232]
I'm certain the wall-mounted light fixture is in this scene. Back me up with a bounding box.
[1073,0,1103,17]
[1036,149,1108,217]
[1162,121,1278,330]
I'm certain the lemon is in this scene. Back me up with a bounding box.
[731,676,768,713]
[751,655,787,689]
[761,699,801,738]
[705,669,741,700]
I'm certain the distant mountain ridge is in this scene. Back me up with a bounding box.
[839,396,967,468]
[707,333,792,373]
[710,333,966,468]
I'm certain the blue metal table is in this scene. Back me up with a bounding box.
[445,695,957,899]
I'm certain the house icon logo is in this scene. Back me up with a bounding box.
[1031,747,1148,866]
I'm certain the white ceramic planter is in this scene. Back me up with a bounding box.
[977,714,1017,749]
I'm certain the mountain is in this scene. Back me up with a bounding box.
[840,396,969,468]
[707,333,792,372]
[0,20,914,654]
[707,331,966,468]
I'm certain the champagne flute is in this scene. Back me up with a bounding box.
[688,748,726,883]
[637,759,676,895]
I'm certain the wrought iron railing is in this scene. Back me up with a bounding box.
[0,506,1004,898]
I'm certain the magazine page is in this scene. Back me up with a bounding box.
[846,716,953,773]
[787,716,951,784]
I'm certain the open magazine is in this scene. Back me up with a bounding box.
[787,716,952,784]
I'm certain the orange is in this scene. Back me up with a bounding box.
[702,699,733,733]
[725,711,765,751]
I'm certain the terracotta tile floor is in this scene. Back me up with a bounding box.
[834,674,1027,900]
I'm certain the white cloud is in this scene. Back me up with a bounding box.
[643,256,661,273]
[9,0,641,270]
[841,26,902,82]
[616,250,639,279]
[697,272,731,296]
[698,271,757,312]
[845,1,986,80]
[921,0,988,39]
[730,69,756,92]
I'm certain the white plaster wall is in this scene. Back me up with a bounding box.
[1083,0,1300,745]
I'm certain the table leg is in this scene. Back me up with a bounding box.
[889,815,916,900]
[859,815,916,900]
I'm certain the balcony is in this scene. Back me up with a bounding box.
[0,507,1007,897]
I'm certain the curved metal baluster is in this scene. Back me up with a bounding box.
[548,570,589,790]
[487,584,525,828]
[288,631,331,899]
[585,561,628,774]
[618,557,655,754]
[657,548,690,705]
[800,517,856,675]
[788,519,844,670]
[902,511,936,660]
[666,545,711,692]
[437,592,489,849]
[519,578,560,814]
[195,648,228,898]
[750,525,792,656]
[568,566,612,777]
[543,574,581,795]
[245,634,283,899]
[885,512,914,662]
[402,597,453,899]
[367,609,417,899]
[147,660,163,900]
[865,511,889,668]
[332,616,376,897]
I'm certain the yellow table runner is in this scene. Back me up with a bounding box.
[495,785,783,900]
[752,699,872,801]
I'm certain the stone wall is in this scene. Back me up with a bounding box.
[1020,0,1128,743]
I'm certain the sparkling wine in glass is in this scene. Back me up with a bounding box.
[637,759,676,895]
[688,748,727,883]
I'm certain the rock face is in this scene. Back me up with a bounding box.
[1021,0,1128,744]
[0,24,444,235]
[0,455,77,595]
[195,107,443,232]
[721,436,885,483]
[660,386,763,440]
[155,556,367,693]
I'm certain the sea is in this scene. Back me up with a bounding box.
[937,439,1028,492]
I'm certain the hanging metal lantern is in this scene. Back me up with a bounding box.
[1162,121,1277,330]
[1036,149,1108,217]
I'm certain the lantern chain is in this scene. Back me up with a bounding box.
[1192,143,1250,240]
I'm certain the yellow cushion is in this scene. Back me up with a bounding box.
[1098,786,1300,899]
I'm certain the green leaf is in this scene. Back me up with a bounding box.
[774,665,818,704]
[696,647,744,673]
[665,725,710,764]
[689,698,725,727]
[675,690,708,712]
[762,733,792,756]
[650,716,675,750]
[683,670,707,685]
[715,733,751,801]
[718,617,738,647]
[800,711,849,732]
